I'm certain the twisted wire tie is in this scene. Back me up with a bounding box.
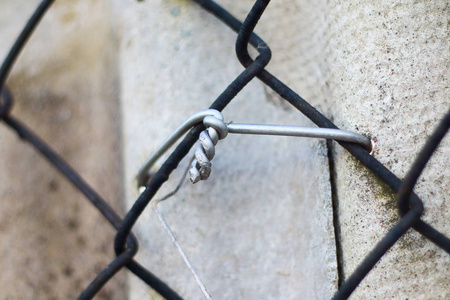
[189,116,228,183]
[137,109,374,187]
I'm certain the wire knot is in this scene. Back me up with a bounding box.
[189,115,228,183]
[0,87,13,119]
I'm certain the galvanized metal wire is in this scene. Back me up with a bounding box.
[138,109,374,185]
[0,0,448,299]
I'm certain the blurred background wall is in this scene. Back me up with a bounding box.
[0,1,125,299]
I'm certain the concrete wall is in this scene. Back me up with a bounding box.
[116,0,448,299]
[0,1,125,299]
[115,0,337,298]
[0,0,448,299]
[324,1,449,299]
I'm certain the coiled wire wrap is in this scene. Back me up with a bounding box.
[187,111,373,183]
[189,116,228,183]
[136,109,224,187]
[2,0,448,299]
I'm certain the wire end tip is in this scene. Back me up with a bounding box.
[136,171,155,190]
[369,139,376,155]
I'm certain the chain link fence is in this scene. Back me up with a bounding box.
[1,0,448,299]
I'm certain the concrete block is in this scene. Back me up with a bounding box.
[114,0,338,299]
[322,1,449,298]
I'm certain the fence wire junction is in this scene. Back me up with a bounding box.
[0,0,449,299]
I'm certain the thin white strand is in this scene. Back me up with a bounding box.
[153,203,213,300]
[149,155,213,300]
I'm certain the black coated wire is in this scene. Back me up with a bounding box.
[0,0,54,119]
[0,1,182,299]
[331,204,423,300]
[194,0,450,252]
[0,86,13,118]
[1,92,182,300]
[397,110,450,217]
[113,0,273,256]
[0,0,448,299]
[0,0,54,91]
[334,109,449,299]
[113,0,449,298]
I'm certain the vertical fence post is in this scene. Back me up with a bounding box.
[324,1,449,298]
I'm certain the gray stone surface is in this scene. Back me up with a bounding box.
[1,0,447,299]
[115,0,337,299]
[0,1,125,299]
[320,1,449,299]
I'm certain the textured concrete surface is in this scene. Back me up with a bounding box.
[115,0,337,299]
[1,0,447,299]
[0,1,125,299]
[321,1,449,299]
